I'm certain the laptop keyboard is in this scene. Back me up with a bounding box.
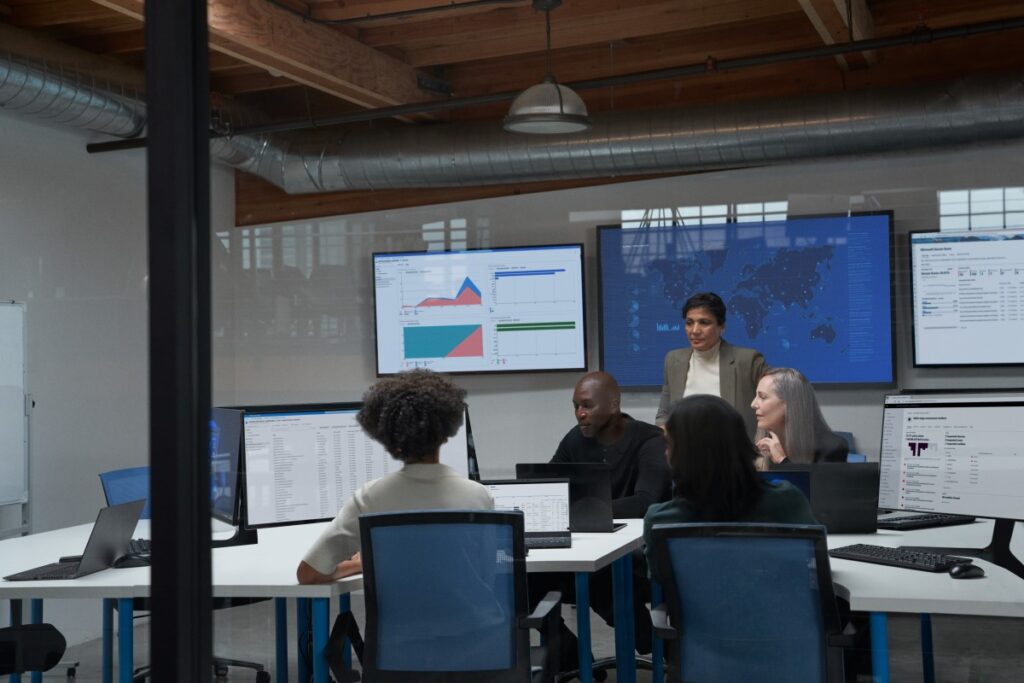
[526,536,571,549]
[4,561,80,581]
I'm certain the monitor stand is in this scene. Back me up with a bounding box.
[902,518,1024,580]
[212,526,258,549]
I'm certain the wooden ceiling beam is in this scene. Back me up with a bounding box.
[88,0,440,109]
[797,0,875,70]
[362,0,794,67]
[12,0,116,27]
[310,0,528,22]
[212,71,302,95]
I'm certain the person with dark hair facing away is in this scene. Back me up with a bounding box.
[750,367,848,469]
[644,394,817,578]
[537,371,671,672]
[297,369,493,584]
[655,292,768,439]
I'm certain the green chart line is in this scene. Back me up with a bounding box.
[496,322,576,332]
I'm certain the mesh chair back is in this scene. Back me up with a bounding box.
[98,467,151,520]
[359,510,530,683]
[651,523,840,683]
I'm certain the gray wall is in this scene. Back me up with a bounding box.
[213,139,1024,474]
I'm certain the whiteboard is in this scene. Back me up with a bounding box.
[0,302,27,506]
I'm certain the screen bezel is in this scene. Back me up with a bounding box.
[238,401,472,529]
[209,407,245,527]
[879,392,1024,523]
[371,243,588,377]
[908,227,1024,368]
[595,211,896,389]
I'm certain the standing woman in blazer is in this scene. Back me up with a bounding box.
[655,292,767,439]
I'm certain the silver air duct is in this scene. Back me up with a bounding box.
[0,51,144,138]
[218,70,1024,193]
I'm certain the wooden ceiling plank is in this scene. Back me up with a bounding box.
[797,0,875,70]
[88,0,439,109]
[871,0,1024,33]
[12,0,116,27]
[212,71,302,95]
[377,0,795,67]
[311,0,528,22]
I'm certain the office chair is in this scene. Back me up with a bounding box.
[647,523,853,683]
[98,467,270,682]
[349,509,562,683]
[833,430,868,463]
[0,624,66,676]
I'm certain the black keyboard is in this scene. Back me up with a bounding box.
[876,512,976,531]
[525,536,571,550]
[127,538,151,555]
[829,544,973,572]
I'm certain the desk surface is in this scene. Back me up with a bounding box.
[0,518,644,599]
[828,520,1024,617]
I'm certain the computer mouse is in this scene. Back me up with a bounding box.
[949,563,985,579]
[113,553,151,569]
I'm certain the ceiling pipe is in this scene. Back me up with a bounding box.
[85,14,1024,155]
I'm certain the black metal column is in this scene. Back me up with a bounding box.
[145,1,212,681]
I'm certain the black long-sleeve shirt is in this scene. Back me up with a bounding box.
[552,414,671,518]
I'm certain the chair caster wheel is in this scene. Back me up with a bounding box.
[256,671,271,683]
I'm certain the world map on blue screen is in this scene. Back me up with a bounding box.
[599,215,893,386]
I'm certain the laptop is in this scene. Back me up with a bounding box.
[3,500,146,581]
[482,479,572,549]
[515,463,625,533]
[771,463,879,534]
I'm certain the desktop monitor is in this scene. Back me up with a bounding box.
[209,407,258,547]
[241,402,471,528]
[879,392,1024,578]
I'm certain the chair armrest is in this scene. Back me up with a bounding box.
[523,590,562,629]
[649,603,677,640]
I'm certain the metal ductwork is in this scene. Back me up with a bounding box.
[0,51,145,138]
[3,22,1023,194]
[218,70,1024,193]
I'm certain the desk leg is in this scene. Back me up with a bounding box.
[611,556,637,683]
[117,598,133,683]
[296,598,310,683]
[869,612,890,683]
[29,600,42,683]
[650,580,663,683]
[338,594,352,670]
[311,598,330,683]
[920,614,935,683]
[9,600,22,683]
[574,573,593,683]
[275,598,288,683]
[102,600,113,683]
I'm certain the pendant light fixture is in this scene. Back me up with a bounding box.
[503,0,591,134]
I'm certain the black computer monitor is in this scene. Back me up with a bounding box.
[240,402,472,528]
[879,392,1024,579]
[209,407,257,547]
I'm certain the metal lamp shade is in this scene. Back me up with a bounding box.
[503,79,592,134]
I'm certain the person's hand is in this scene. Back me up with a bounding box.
[334,552,362,579]
[756,432,787,464]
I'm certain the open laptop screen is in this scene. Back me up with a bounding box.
[483,480,570,534]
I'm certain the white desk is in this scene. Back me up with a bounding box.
[1,519,643,683]
[827,520,1024,683]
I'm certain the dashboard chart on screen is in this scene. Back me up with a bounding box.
[373,245,586,375]
[598,213,894,386]
[910,228,1024,366]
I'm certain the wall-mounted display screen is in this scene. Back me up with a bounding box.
[598,213,894,386]
[910,228,1024,366]
[373,245,586,375]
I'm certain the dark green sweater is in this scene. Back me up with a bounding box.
[642,481,818,581]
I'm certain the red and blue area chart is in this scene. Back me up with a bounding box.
[373,245,586,374]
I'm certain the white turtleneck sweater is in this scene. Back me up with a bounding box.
[683,342,721,398]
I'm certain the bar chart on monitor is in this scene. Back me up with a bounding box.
[374,245,586,374]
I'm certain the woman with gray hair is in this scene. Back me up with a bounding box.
[749,367,848,468]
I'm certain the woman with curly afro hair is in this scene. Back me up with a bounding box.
[297,369,493,584]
